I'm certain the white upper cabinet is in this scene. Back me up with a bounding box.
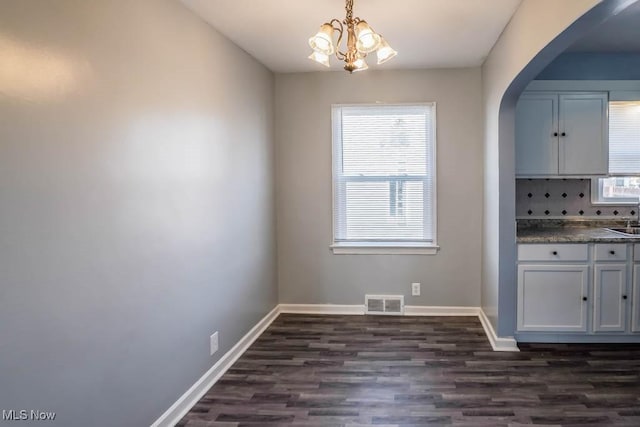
[515,93,558,176]
[515,91,608,177]
[558,93,608,175]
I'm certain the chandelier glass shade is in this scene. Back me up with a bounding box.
[308,0,397,73]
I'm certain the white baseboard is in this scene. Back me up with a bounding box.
[404,305,480,316]
[150,305,281,427]
[279,304,365,315]
[279,304,480,317]
[478,308,519,352]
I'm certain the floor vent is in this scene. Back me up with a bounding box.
[365,295,404,315]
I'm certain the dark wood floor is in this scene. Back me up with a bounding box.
[177,314,640,426]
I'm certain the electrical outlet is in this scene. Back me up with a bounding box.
[210,332,219,355]
[411,282,421,296]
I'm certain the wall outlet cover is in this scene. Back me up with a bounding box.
[411,282,421,296]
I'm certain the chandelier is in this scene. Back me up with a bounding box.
[307,0,397,73]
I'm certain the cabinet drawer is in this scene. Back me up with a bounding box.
[518,244,588,262]
[635,244,640,262]
[594,244,628,262]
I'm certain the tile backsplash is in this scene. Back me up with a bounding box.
[516,179,637,219]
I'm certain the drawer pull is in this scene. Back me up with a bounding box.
[552,251,558,255]
[623,295,628,300]
[582,296,588,301]
[609,250,616,255]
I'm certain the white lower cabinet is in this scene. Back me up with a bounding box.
[517,264,588,332]
[633,264,640,333]
[517,243,640,339]
[593,264,627,332]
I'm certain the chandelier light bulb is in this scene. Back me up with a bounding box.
[376,38,398,65]
[308,51,331,67]
[355,21,381,53]
[308,24,335,55]
[352,57,369,72]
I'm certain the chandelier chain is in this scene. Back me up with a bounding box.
[345,0,354,22]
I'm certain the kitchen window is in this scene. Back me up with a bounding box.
[331,104,437,254]
[592,101,640,204]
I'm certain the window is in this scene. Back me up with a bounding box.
[331,104,437,254]
[593,101,640,204]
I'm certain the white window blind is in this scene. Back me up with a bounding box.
[592,101,640,204]
[332,104,436,247]
[609,101,640,175]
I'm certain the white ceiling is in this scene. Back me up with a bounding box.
[179,0,522,73]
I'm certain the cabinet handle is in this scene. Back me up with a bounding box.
[623,295,628,300]
[582,296,588,301]
[553,132,558,137]
[552,251,558,255]
[609,250,616,255]
[561,132,566,137]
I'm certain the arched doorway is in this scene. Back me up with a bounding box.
[483,0,640,342]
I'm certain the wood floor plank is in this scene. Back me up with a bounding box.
[177,314,640,426]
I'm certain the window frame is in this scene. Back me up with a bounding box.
[591,176,640,205]
[330,102,438,255]
[592,100,640,205]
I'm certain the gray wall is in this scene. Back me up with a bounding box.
[275,70,483,307]
[0,1,277,426]
[537,53,640,80]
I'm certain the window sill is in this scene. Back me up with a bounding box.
[330,243,439,255]
[591,202,638,207]
[590,200,639,206]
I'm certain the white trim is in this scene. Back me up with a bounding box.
[526,80,640,92]
[478,308,520,352]
[279,304,365,315]
[430,103,438,251]
[331,103,438,252]
[591,177,640,206]
[404,305,480,316]
[515,332,640,343]
[610,90,640,102]
[150,305,281,427]
[331,244,439,255]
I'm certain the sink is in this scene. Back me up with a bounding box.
[606,227,640,236]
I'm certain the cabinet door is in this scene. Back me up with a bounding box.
[518,264,589,332]
[593,264,627,333]
[558,93,608,175]
[515,93,558,176]
[633,264,640,333]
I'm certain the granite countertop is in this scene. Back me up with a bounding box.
[517,220,640,243]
